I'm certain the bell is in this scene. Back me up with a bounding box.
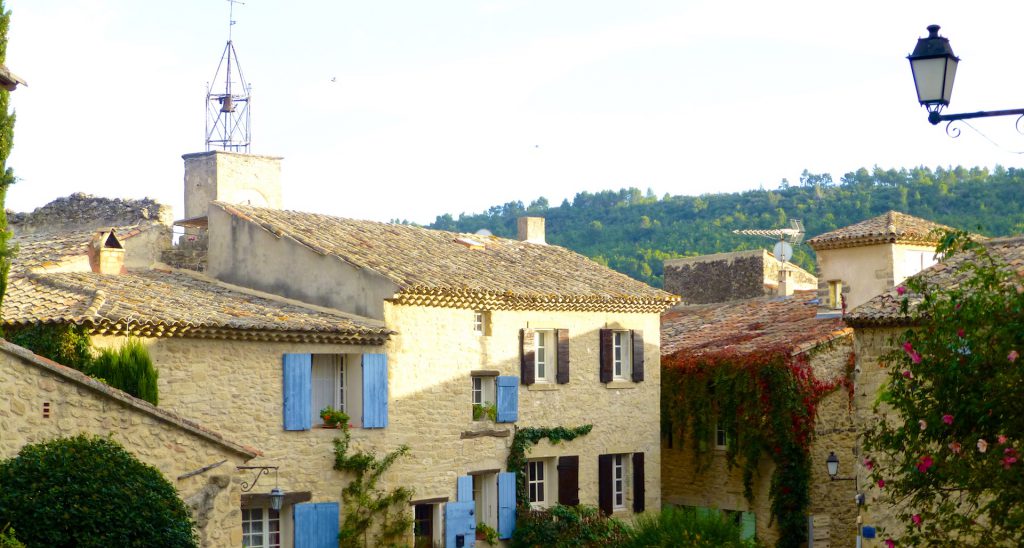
[220,95,235,113]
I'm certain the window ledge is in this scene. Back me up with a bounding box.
[605,381,636,389]
[527,383,559,391]
[461,428,512,439]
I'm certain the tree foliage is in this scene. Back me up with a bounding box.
[507,425,592,510]
[0,435,197,547]
[0,0,16,320]
[863,232,1024,546]
[6,324,93,371]
[428,166,1024,287]
[511,504,630,548]
[85,339,159,405]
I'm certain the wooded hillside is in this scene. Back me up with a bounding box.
[427,166,1024,288]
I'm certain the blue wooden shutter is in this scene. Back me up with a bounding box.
[362,353,388,428]
[497,471,516,540]
[741,511,756,540]
[495,376,518,423]
[445,501,476,548]
[457,475,473,502]
[294,502,339,548]
[283,354,312,431]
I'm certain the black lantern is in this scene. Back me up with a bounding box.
[908,25,959,116]
[826,451,840,478]
[269,487,284,511]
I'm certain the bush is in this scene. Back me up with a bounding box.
[0,435,197,547]
[625,506,758,547]
[511,504,630,548]
[86,339,158,405]
[6,324,93,371]
[0,524,24,548]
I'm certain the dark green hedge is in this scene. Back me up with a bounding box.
[0,435,196,547]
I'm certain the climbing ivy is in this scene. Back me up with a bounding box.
[662,347,848,548]
[507,425,593,509]
[332,425,412,547]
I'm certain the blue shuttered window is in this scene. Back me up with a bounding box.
[445,501,476,548]
[361,353,388,428]
[497,471,516,539]
[283,354,312,431]
[457,475,474,502]
[495,376,518,423]
[293,502,339,548]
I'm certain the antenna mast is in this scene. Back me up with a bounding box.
[205,0,251,152]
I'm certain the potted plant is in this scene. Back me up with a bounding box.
[476,522,498,544]
[472,402,497,422]
[319,406,349,428]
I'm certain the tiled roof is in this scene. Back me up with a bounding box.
[807,211,952,250]
[0,339,259,458]
[216,203,679,313]
[3,269,391,345]
[661,291,850,358]
[12,225,145,272]
[846,235,1024,327]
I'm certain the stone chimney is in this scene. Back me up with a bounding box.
[88,229,125,275]
[777,268,795,297]
[517,217,546,244]
[182,150,283,219]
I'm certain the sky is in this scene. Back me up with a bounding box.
[6,1,1024,224]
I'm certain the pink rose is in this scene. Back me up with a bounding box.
[885,538,895,548]
[916,455,934,473]
[1009,350,1019,363]
[909,350,922,364]
[903,341,914,353]
[957,328,965,338]
[877,478,886,488]
[998,435,1008,444]
[902,370,913,379]
[897,286,906,296]
[978,439,989,453]
[942,414,954,425]
[864,457,874,471]
[948,441,962,454]
[911,514,922,527]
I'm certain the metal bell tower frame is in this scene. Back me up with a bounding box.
[205,0,251,152]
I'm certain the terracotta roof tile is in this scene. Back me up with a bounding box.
[846,235,1024,327]
[807,211,952,250]
[216,203,679,313]
[12,225,145,272]
[4,269,391,345]
[661,291,849,358]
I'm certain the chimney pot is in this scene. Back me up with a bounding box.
[88,229,125,275]
[517,217,546,244]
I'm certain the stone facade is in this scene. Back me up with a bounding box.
[0,340,255,547]
[9,193,172,234]
[183,151,283,219]
[661,338,857,546]
[814,243,937,312]
[663,250,816,305]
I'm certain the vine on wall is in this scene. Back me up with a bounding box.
[662,345,848,548]
[507,425,592,509]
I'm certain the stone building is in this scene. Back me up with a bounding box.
[3,149,679,546]
[844,234,1024,544]
[663,250,816,305]
[807,211,949,313]
[660,292,855,546]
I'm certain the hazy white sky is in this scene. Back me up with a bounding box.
[6,1,1024,223]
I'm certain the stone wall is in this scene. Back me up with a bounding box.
[9,193,173,234]
[664,250,816,305]
[661,337,857,546]
[0,340,253,547]
[88,303,662,546]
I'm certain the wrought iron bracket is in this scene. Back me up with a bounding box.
[237,465,279,493]
[828,475,857,482]
[928,107,1024,125]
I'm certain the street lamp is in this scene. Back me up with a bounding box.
[908,25,1024,128]
[826,451,855,481]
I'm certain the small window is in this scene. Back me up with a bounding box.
[471,376,496,421]
[473,473,498,529]
[474,310,491,335]
[715,421,729,450]
[612,455,627,509]
[535,330,557,383]
[413,503,440,548]
[527,460,551,507]
[242,506,281,548]
[612,331,632,380]
[828,281,843,310]
[312,354,362,427]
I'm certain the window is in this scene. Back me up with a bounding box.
[828,281,843,310]
[527,460,549,506]
[715,421,729,450]
[471,375,496,421]
[612,331,632,380]
[242,507,280,548]
[535,329,556,382]
[413,503,439,548]
[473,473,498,529]
[311,354,362,427]
[612,455,627,509]
[474,310,491,335]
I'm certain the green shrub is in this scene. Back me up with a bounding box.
[6,324,93,371]
[0,435,197,547]
[625,506,759,547]
[511,504,630,548]
[86,339,158,405]
[0,524,24,548]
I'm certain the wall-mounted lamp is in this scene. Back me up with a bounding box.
[825,451,856,482]
[238,465,285,511]
[908,25,1024,135]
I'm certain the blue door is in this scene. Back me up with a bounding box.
[445,500,476,547]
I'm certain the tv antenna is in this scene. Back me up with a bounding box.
[205,0,252,152]
[733,219,804,264]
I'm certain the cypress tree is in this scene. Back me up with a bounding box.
[0,1,16,318]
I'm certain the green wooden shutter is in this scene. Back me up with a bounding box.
[283,354,312,431]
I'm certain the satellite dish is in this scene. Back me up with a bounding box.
[475,228,493,237]
[773,241,793,264]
